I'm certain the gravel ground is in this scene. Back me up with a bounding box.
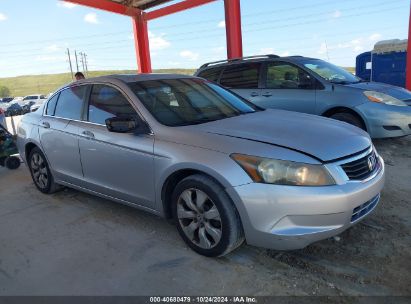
[0,136,410,297]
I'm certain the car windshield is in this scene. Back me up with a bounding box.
[303,59,361,84]
[128,78,259,126]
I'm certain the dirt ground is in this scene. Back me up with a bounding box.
[0,136,410,297]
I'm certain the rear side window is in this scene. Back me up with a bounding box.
[197,67,223,83]
[220,63,261,89]
[54,86,86,120]
[88,84,138,125]
[45,93,59,116]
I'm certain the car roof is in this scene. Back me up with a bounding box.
[76,73,195,84]
[53,73,199,94]
[197,55,321,71]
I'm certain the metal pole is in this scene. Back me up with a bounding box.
[74,50,79,72]
[67,48,74,80]
[224,0,243,59]
[84,53,89,75]
[80,52,86,74]
[132,13,152,73]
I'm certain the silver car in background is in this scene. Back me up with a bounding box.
[195,55,411,138]
[17,74,385,256]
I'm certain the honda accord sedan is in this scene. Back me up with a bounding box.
[17,74,385,257]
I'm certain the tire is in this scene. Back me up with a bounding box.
[330,112,364,130]
[5,156,20,170]
[0,157,5,167]
[172,174,244,257]
[28,147,62,194]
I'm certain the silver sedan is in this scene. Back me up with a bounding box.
[17,74,385,256]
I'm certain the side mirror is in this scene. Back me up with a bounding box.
[105,117,139,133]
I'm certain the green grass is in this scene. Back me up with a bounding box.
[0,69,196,97]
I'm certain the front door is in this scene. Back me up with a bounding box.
[257,62,317,114]
[78,84,155,208]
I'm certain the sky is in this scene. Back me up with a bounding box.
[0,0,409,77]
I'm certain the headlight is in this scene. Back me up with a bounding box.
[363,91,406,106]
[231,154,335,186]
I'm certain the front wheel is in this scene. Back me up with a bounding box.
[28,147,62,194]
[172,174,244,257]
[330,112,365,130]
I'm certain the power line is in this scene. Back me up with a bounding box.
[0,1,406,58]
[0,0,406,49]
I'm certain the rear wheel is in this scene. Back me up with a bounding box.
[330,112,364,130]
[172,174,244,257]
[28,147,62,194]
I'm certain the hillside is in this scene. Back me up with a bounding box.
[0,69,196,97]
[0,67,355,97]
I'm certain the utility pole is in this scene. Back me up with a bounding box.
[84,53,89,75]
[79,52,86,74]
[74,50,79,72]
[324,40,330,61]
[67,48,74,80]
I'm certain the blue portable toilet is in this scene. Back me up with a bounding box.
[356,51,372,81]
[355,39,407,88]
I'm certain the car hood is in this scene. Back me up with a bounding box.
[195,109,371,162]
[345,81,411,101]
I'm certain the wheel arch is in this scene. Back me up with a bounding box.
[25,142,40,163]
[160,166,233,220]
[321,106,367,131]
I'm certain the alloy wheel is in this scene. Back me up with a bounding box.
[177,188,222,249]
[30,153,49,189]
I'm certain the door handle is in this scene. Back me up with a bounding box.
[41,121,50,128]
[82,130,95,138]
[250,92,259,97]
[262,92,273,97]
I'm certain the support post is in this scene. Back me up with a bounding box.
[224,0,243,59]
[406,1,411,90]
[132,13,152,73]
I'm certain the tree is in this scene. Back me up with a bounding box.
[0,86,11,97]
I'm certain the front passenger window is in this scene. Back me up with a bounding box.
[266,63,314,90]
[88,85,139,125]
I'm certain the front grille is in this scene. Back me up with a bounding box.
[351,194,380,222]
[341,150,378,180]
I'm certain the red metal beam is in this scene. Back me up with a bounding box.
[406,1,411,90]
[63,0,140,16]
[145,0,216,21]
[132,13,152,73]
[224,0,243,59]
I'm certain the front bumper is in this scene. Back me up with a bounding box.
[226,156,385,250]
[356,103,411,138]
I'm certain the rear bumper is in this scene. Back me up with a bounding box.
[356,103,411,138]
[226,156,385,250]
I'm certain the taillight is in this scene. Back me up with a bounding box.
[0,108,4,114]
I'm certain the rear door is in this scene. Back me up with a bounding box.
[258,61,317,114]
[219,62,263,104]
[78,83,155,208]
[39,85,87,184]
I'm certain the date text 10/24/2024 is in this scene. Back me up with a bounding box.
[149,297,257,303]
